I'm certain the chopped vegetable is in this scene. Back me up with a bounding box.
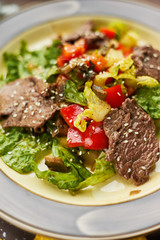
[60,104,84,128]
[99,27,116,39]
[67,127,85,147]
[84,121,109,150]
[104,84,125,108]
[74,81,111,132]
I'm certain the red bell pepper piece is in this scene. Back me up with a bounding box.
[89,53,107,72]
[60,104,83,128]
[67,127,85,147]
[117,43,132,58]
[57,55,68,67]
[99,28,116,39]
[84,121,109,150]
[104,84,125,108]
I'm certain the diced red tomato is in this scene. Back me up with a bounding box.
[89,53,107,72]
[57,39,87,67]
[104,84,125,108]
[60,104,83,128]
[67,127,85,147]
[84,121,109,150]
[105,77,114,85]
[117,43,132,58]
[75,38,87,53]
[99,28,116,39]
[57,55,68,67]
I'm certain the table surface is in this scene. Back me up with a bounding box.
[0,0,160,239]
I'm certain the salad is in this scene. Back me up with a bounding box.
[0,20,160,194]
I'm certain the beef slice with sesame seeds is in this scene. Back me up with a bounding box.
[132,45,160,81]
[103,98,159,185]
[0,76,58,129]
[65,20,107,50]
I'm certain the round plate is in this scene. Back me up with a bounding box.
[0,0,160,239]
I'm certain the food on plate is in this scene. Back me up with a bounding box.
[0,20,160,193]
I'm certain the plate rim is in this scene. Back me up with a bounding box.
[0,0,160,239]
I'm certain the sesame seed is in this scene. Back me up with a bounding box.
[117,92,121,96]
[13,113,17,118]
[22,102,26,106]
[35,102,41,106]
[144,57,150,62]
[51,96,55,100]
[144,137,147,142]
[11,94,14,98]
[20,96,24,100]
[157,66,160,71]
[31,89,35,93]
[141,166,146,170]
[134,142,137,146]
[41,115,45,118]
[13,90,17,94]
[157,152,160,156]
[124,140,128,143]
[8,152,12,155]
[117,156,120,162]
[13,102,18,107]
[32,120,36,124]
[78,151,83,156]
[107,117,111,120]
[51,105,54,109]
[31,111,34,116]
[124,123,128,127]
[92,126,95,130]
[135,132,139,135]
[23,115,26,119]
[128,168,131,173]
[150,64,154,69]
[128,129,133,133]
[41,90,45,94]
[29,106,33,110]
[24,109,28,113]
[59,93,63,97]
[39,109,42,113]
[153,53,158,58]
[74,134,78,137]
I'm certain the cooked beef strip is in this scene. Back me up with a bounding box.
[92,85,107,100]
[132,45,160,82]
[45,155,68,172]
[55,74,68,107]
[65,20,94,43]
[52,116,68,137]
[65,20,107,50]
[103,98,159,185]
[0,77,58,129]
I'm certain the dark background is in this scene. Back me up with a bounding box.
[0,0,160,239]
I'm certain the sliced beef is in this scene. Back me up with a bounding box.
[65,20,94,43]
[52,116,68,137]
[132,45,160,81]
[65,20,106,50]
[45,155,68,172]
[103,98,159,185]
[0,77,58,129]
[92,85,107,101]
[55,74,68,107]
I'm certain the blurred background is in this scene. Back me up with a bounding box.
[0,0,160,240]
[0,0,160,20]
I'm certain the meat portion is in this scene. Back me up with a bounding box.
[65,20,106,50]
[103,98,159,185]
[45,155,68,172]
[52,116,68,138]
[55,74,68,107]
[132,45,160,81]
[0,77,58,129]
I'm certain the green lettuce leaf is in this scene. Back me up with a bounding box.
[34,138,91,190]
[135,84,160,119]
[0,127,52,173]
[71,152,115,192]
[64,80,87,106]
[3,40,62,83]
